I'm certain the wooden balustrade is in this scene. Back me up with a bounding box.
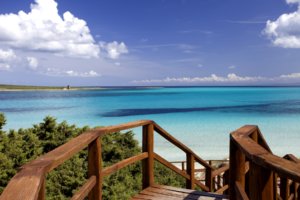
[0,120,219,200]
[230,125,300,200]
[3,120,300,200]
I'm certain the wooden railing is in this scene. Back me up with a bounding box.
[170,159,229,194]
[230,125,300,200]
[0,120,227,200]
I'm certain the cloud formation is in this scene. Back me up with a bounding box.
[264,0,300,48]
[45,68,100,77]
[99,41,128,59]
[133,73,264,83]
[0,49,16,70]
[0,0,99,58]
[27,57,39,70]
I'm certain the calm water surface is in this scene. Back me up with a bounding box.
[1,87,300,160]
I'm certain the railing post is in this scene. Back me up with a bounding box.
[142,123,154,189]
[280,177,289,200]
[205,167,213,191]
[37,176,46,200]
[229,135,246,200]
[249,161,274,200]
[88,137,102,200]
[186,153,195,189]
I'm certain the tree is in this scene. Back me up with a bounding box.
[0,113,184,199]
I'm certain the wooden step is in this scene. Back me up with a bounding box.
[131,185,229,200]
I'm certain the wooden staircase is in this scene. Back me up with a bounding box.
[1,120,300,200]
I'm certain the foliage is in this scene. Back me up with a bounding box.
[0,113,184,199]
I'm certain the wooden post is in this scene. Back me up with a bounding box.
[88,138,102,200]
[229,135,246,200]
[142,124,154,189]
[280,177,289,200]
[205,167,213,191]
[37,176,45,200]
[181,161,185,171]
[249,161,274,200]
[186,153,195,189]
[223,170,229,195]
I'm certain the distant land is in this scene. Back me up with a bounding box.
[0,84,105,91]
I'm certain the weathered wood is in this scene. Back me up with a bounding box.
[186,153,195,189]
[280,177,289,200]
[0,167,45,200]
[88,138,102,200]
[71,176,96,200]
[153,122,213,169]
[229,135,246,200]
[215,185,229,194]
[102,153,148,177]
[154,153,190,180]
[212,164,229,178]
[205,167,213,192]
[142,124,154,189]
[249,161,274,200]
[37,176,45,200]
[235,181,249,200]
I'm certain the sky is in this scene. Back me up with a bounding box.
[1,0,300,86]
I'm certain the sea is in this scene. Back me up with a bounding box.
[1,86,300,161]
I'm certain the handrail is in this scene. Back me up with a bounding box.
[0,120,217,200]
[229,125,300,200]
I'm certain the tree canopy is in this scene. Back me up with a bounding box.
[0,113,184,199]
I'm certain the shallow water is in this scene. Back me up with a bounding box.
[1,87,300,160]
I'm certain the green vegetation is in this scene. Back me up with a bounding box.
[0,84,66,90]
[0,113,184,199]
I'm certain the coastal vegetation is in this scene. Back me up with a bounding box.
[0,113,184,199]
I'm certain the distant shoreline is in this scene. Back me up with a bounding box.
[0,85,107,91]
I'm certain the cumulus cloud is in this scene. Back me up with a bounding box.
[0,0,99,58]
[26,57,38,70]
[264,0,300,48]
[0,49,16,70]
[46,68,100,77]
[133,73,264,83]
[100,41,128,59]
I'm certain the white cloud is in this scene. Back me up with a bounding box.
[0,0,99,58]
[133,73,264,83]
[0,63,10,71]
[46,68,100,77]
[228,65,236,69]
[0,49,16,61]
[280,72,300,78]
[264,0,300,48]
[100,41,128,59]
[26,57,38,70]
[0,49,16,70]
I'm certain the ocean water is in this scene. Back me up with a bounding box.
[1,87,300,161]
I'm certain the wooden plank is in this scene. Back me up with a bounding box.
[215,185,229,194]
[205,167,213,192]
[143,186,218,200]
[153,122,213,169]
[186,153,195,189]
[194,179,210,192]
[235,181,249,200]
[212,164,229,178]
[71,176,96,200]
[142,124,154,189]
[151,185,228,199]
[154,153,190,180]
[102,152,148,177]
[88,138,102,200]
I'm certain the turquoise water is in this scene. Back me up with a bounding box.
[1,87,300,160]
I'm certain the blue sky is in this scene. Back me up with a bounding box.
[0,0,300,86]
